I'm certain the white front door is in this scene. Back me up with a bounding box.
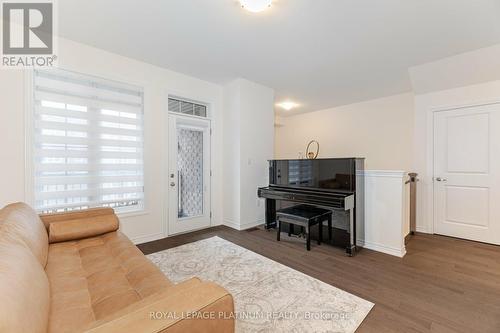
[168,114,211,235]
[433,103,500,244]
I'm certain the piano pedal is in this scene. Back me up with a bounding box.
[286,232,305,239]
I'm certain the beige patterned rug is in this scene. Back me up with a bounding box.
[147,236,374,333]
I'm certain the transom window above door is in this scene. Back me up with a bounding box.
[168,97,207,118]
[32,69,144,214]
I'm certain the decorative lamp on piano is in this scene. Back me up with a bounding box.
[306,140,320,159]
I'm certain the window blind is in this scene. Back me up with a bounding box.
[33,69,144,213]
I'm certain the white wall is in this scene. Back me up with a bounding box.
[409,45,500,233]
[275,44,500,240]
[412,80,500,233]
[222,80,241,228]
[275,93,414,170]
[0,37,224,244]
[223,79,275,230]
[409,44,500,95]
[0,70,25,206]
[3,34,498,254]
[239,80,275,229]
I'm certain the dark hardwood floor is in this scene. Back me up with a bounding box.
[138,226,500,333]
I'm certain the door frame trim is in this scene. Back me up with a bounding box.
[427,100,500,235]
[164,90,215,238]
[166,113,212,236]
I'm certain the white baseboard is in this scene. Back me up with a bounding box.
[131,232,165,245]
[211,219,223,227]
[223,218,239,230]
[357,239,406,258]
[416,226,431,234]
[224,218,264,231]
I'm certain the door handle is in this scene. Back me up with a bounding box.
[170,182,176,187]
[435,177,447,182]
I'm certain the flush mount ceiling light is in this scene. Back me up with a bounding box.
[240,0,272,13]
[276,101,299,111]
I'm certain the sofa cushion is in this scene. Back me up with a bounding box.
[0,237,50,333]
[0,202,48,267]
[46,231,173,333]
[48,213,119,243]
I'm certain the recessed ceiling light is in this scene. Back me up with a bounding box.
[240,0,272,13]
[276,102,299,111]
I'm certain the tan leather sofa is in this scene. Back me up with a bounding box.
[0,203,234,333]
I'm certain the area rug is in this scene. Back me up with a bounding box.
[147,236,374,333]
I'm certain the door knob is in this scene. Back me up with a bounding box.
[435,177,447,182]
[170,182,176,187]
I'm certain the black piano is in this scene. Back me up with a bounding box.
[257,158,364,256]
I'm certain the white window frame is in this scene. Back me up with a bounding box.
[25,68,146,215]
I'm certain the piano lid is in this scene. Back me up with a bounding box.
[269,157,365,161]
[269,158,361,193]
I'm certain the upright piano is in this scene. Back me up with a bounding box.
[257,158,364,256]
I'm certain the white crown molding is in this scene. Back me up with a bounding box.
[361,170,408,179]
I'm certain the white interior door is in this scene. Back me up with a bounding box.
[433,103,500,244]
[168,114,211,235]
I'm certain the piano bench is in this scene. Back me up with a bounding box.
[276,204,333,251]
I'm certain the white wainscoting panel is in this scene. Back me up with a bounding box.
[358,170,409,257]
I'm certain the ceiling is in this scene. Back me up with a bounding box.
[58,0,500,115]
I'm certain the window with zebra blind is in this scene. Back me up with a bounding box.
[32,69,144,213]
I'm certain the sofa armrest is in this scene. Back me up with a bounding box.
[85,278,235,333]
[39,207,116,228]
[39,208,119,243]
